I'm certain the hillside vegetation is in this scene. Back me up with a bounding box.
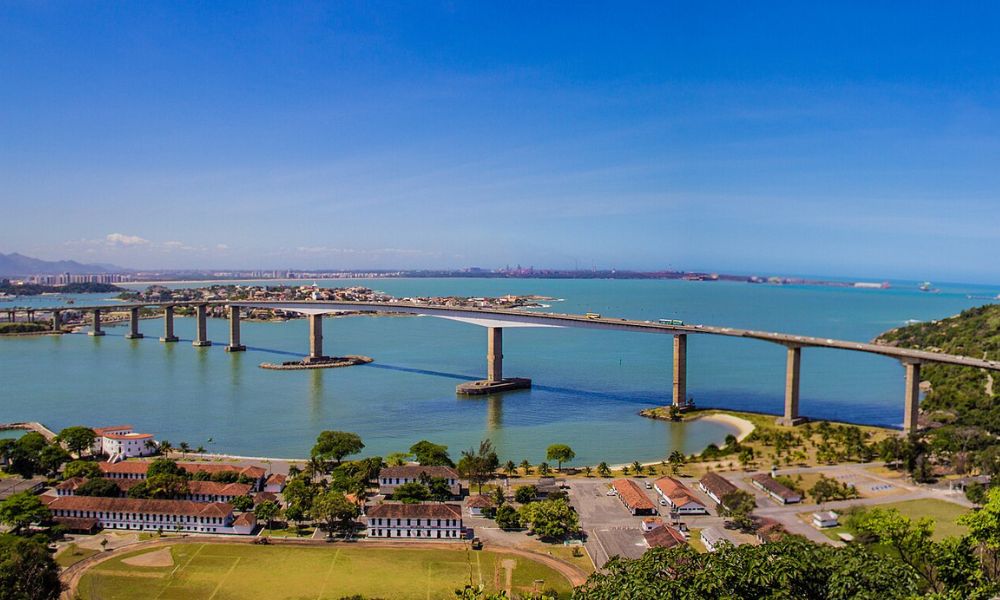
[876,303,1000,430]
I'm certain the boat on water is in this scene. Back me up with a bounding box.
[918,281,933,292]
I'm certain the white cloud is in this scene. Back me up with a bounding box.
[105,233,150,246]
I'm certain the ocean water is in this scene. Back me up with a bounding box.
[0,278,996,464]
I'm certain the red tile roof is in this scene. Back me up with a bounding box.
[654,477,704,509]
[643,525,687,549]
[103,433,154,440]
[466,495,494,508]
[187,481,252,497]
[699,472,738,500]
[232,512,257,528]
[612,479,656,511]
[367,503,462,519]
[265,473,286,485]
[49,495,233,518]
[99,461,265,479]
[750,474,801,501]
[54,516,100,532]
[93,425,133,435]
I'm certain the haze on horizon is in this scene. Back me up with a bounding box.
[1,3,999,284]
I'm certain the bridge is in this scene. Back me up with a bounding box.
[8,300,1000,434]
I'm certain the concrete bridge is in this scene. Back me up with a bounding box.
[9,301,1000,433]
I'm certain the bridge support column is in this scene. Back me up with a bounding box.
[27,309,34,323]
[305,314,327,363]
[673,334,687,408]
[776,345,806,426]
[903,361,922,434]
[226,306,245,352]
[160,306,179,342]
[52,310,62,332]
[487,327,503,382]
[192,305,211,347]
[125,307,143,339]
[88,309,105,336]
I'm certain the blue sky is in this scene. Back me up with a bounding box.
[1,2,998,283]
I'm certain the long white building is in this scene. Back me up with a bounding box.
[366,503,464,539]
[47,495,256,535]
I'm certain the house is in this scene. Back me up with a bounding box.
[700,527,729,552]
[643,524,687,549]
[466,495,494,517]
[99,461,268,491]
[640,517,663,532]
[378,465,461,497]
[750,474,802,504]
[653,477,708,514]
[47,496,256,535]
[612,479,657,515]
[91,426,157,461]
[755,517,787,543]
[366,503,464,539]
[698,472,739,507]
[812,511,839,529]
[264,473,287,494]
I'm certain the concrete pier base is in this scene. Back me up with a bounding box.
[192,304,211,347]
[775,345,807,426]
[125,307,144,339]
[456,378,532,395]
[88,309,105,336]
[226,306,245,352]
[160,306,179,342]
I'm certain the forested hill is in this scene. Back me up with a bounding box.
[876,303,1000,429]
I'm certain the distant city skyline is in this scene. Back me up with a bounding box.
[2,3,999,284]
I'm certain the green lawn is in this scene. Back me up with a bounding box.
[77,543,573,600]
[56,543,100,568]
[877,498,970,540]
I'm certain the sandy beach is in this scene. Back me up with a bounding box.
[694,412,756,442]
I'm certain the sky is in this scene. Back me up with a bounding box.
[1,2,999,283]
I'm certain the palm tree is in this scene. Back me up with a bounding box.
[504,460,517,478]
[621,465,630,476]
[583,466,593,478]
[178,442,191,455]
[597,462,611,478]
[538,462,551,476]
[195,446,206,454]
[158,440,173,455]
[631,461,643,475]
[519,459,532,475]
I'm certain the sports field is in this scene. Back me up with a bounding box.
[76,542,574,600]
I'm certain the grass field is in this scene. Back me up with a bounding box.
[77,543,574,600]
[808,498,970,542]
[56,543,100,568]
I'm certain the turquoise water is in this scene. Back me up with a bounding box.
[1,278,996,464]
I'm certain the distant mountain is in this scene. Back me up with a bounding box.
[0,252,127,276]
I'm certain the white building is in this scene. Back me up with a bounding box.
[700,527,729,552]
[91,425,157,461]
[48,496,256,535]
[653,477,708,514]
[264,473,287,494]
[812,511,839,529]
[378,465,461,497]
[366,503,464,539]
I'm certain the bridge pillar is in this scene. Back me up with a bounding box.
[777,345,806,426]
[27,309,34,323]
[903,361,922,434]
[125,307,143,339]
[192,305,211,347]
[306,314,327,362]
[51,310,62,332]
[160,306,179,342]
[487,327,503,382]
[673,334,687,408]
[88,309,105,336]
[226,306,246,352]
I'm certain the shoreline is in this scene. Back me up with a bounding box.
[691,412,755,442]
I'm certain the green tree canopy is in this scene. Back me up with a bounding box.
[457,439,499,494]
[63,460,103,480]
[0,492,50,535]
[37,445,70,477]
[517,498,578,541]
[546,444,576,472]
[392,482,431,504]
[57,426,96,457]
[0,534,62,600]
[410,440,455,467]
[312,431,365,466]
[146,458,187,479]
[76,478,121,498]
[311,489,360,537]
[495,504,521,530]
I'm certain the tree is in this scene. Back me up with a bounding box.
[311,490,360,538]
[495,504,521,530]
[63,460,103,480]
[503,460,517,478]
[490,486,506,508]
[0,534,62,600]
[457,439,499,494]
[514,485,538,505]
[312,431,365,467]
[129,473,189,499]
[158,439,173,455]
[851,507,944,593]
[178,442,191,454]
[37,445,70,477]
[427,477,454,502]
[718,490,755,531]
[597,462,611,478]
[809,476,858,504]
[519,459,532,475]
[393,482,431,504]
[76,478,121,498]
[146,458,187,479]
[583,465,593,477]
[231,495,254,512]
[410,440,454,467]
[254,500,281,532]
[385,452,411,467]
[57,426,96,458]
[4,433,47,478]
[546,444,576,472]
[668,450,685,476]
[0,492,50,535]
[517,499,579,541]
[282,475,317,517]
[538,462,551,476]
[965,481,988,505]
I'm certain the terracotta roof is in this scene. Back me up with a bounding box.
[699,472,738,500]
[99,462,149,475]
[654,477,704,508]
[188,481,252,497]
[99,461,265,479]
[254,492,279,504]
[103,433,154,440]
[750,474,800,501]
[379,465,460,480]
[56,477,87,491]
[466,495,494,508]
[266,473,286,485]
[54,516,100,531]
[93,425,133,435]
[233,512,257,528]
[367,503,462,519]
[644,525,687,549]
[49,495,233,518]
[612,479,656,511]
